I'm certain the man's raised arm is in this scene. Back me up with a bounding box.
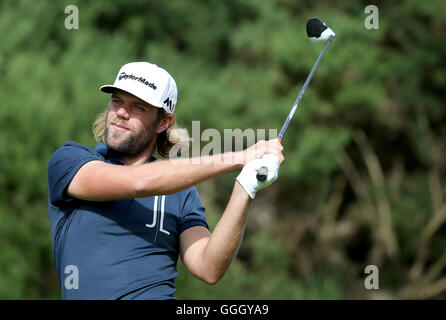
[67,139,283,202]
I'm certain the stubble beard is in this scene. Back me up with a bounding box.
[104,114,158,157]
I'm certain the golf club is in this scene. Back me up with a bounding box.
[256,18,335,182]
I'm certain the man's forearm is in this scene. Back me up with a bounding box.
[200,182,251,283]
[134,152,245,197]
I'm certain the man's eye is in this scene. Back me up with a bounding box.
[134,105,145,111]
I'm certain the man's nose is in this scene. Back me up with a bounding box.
[116,104,130,119]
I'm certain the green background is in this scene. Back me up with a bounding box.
[0,0,445,299]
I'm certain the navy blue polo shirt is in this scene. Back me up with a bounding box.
[47,141,209,299]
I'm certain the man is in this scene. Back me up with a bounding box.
[47,61,284,299]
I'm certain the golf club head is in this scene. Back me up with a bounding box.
[307,18,335,42]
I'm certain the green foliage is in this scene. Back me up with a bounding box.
[0,0,445,299]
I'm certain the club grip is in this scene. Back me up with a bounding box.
[256,137,282,182]
[256,167,268,182]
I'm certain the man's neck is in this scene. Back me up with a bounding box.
[122,143,156,166]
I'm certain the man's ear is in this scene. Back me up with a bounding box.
[157,113,174,134]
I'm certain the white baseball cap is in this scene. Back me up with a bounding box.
[100,62,178,114]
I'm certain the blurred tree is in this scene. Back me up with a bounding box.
[0,0,444,299]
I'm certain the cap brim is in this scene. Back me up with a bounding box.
[100,85,119,93]
[99,84,167,111]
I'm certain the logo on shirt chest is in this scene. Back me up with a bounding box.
[145,195,170,243]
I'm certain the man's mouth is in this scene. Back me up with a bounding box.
[111,122,130,131]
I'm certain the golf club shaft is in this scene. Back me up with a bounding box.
[278,35,333,140]
[256,35,334,182]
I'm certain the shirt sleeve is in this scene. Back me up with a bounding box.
[179,187,209,233]
[47,141,101,206]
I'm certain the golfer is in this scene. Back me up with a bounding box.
[47,62,284,299]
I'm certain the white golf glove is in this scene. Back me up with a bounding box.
[236,154,281,199]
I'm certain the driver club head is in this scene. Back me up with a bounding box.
[306,18,335,42]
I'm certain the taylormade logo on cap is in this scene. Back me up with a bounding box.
[118,72,157,90]
[100,62,178,114]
